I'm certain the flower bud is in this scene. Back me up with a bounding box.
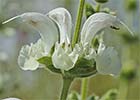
[100,89,118,100]
[85,3,96,19]
[120,62,136,82]
[101,8,110,13]
[95,0,108,3]
[87,94,99,100]
[67,91,80,100]
[125,0,137,11]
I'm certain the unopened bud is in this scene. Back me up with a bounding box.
[125,0,137,11]
[95,0,108,3]
[100,89,118,100]
[68,91,80,100]
[120,62,136,81]
[87,94,99,100]
[85,3,95,19]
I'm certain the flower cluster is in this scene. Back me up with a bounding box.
[3,8,132,76]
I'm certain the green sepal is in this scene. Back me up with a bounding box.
[37,56,61,73]
[65,58,97,78]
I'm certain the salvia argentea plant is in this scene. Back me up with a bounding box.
[2,0,133,99]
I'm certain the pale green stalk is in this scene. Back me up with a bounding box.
[81,78,89,100]
[61,0,86,99]
[118,81,129,100]
[72,0,85,48]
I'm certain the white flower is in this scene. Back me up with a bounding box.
[2,98,21,100]
[3,8,132,75]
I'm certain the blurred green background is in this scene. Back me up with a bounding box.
[0,0,139,100]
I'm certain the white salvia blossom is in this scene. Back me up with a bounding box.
[3,8,132,75]
[2,98,21,100]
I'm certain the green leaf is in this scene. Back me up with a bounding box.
[38,56,61,73]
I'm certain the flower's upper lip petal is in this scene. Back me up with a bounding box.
[3,12,59,54]
[119,20,134,36]
[81,12,120,45]
[47,8,73,44]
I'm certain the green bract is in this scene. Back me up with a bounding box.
[3,8,132,76]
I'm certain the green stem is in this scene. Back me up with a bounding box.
[60,76,74,100]
[118,81,129,100]
[72,0,85,48]
[81,78,89,100]
[96,3,101,12]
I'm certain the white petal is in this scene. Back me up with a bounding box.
[96,46,121,75]
[18,39,46,70]
[3,12,59,54]
[81,13,120,45]
[2,98,21,100]
[97,41,106,54]
[52,43,78,71]
[84,48,96,60]
[48,8,72,44]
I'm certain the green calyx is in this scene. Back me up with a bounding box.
[66,58,97,78]
[38,56,97,78]
[95,0,108,3]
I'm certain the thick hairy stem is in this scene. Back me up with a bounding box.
[60,76,74,100]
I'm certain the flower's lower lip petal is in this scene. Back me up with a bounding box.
[52,43,77,71]
[96,46,121,76]
[21,57,39,70]
[18,39,46,70]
